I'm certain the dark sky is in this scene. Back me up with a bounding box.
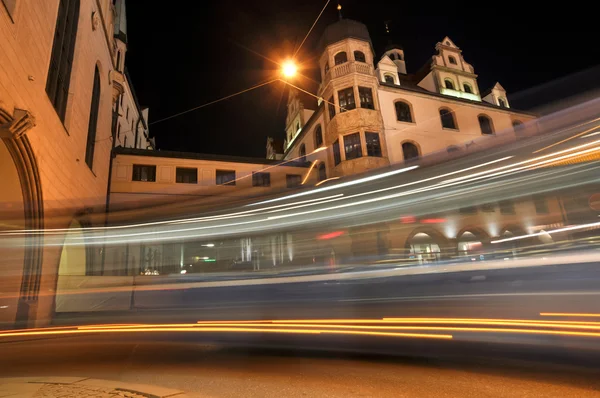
[126,1,599,158]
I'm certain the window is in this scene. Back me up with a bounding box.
[448,55,457,65]
[328,96,336,119]
[286,174,302,188]
[299,143,306,162]
[338,87,356,112]
[463,83,473,93]
[358,86,375,109]
[395,101,413,123]
[354,51,366,63]
[344,133,362,160]
[481,203,495,212]
[533,194,549,214]
[252,172,271,187]
[333,139,341,165]
[499,199,515,215]
[366,132,382,157]
[498,98,507,108]
[396,53,403,60]
[334,51,348,65]
[176,167,198,184]
[324,62,330,75]
[512,120,524,133]
[389,53,396,60]
[478,115,494,135]
[444,79,455,90]
[2,0,17,20]
[126,106,129,120]
[402,142,419,161]
[85,67,101,169]
[132,165,156,182]
[314,125,323,148]
[384,74,395,84]
[216,169,236,186]
[439,108,457,129]
[318,163,327,181]
[46,0,80,122]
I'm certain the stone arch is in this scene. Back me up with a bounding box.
[456,227,490,258]
[0,106,43,325]
[404,227,449,262]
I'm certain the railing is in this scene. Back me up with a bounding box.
[319,61,374,95]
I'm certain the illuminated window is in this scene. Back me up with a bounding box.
[132,165,156,182]
[499,199,515,215]
[463,83,472,93]
[478,115,494,135]
[314,125,323,147]
[402,142,419,161]
[395,101,413,123]
[85,67,101,169]
[533,194,549,214]
[216,170,236,186]
[440,108,457,129]
[333,140,341,165]
[354,51,366,63]
[318,163,327,181]
[358,86,374,109]
[448,55,457,65]
[338,87,356,112]
[444,79,455,90]
[328,96,336,119]
[176,168,197,184]
[334,52,348,65]
[498,98,507,108]
[299,143,306,162]
[384,74,395,84]
[344,133,362,160]
[286,174,302,188]
[365,132,382,157]
[46,0,80,122]
[252,172,271,187]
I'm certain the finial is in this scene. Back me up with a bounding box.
[337,3,342,20]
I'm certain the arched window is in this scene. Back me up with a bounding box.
[324,62,330,75]
[318,163,327,181]
[334,52,348,65]
[395,101,413,123]
[314,125,323,148]
[402,142,420,161]
[478,115,494,135]
[299,144,306,162]
[439,108,457,129]
[85,66,101,168]
[46,0,80,122]
[354,51,366,63]
[396,53,403,60]
[463,83,472,93]
[498,98,507,108]
[444,79,455,90]
[448,55,457,65]
[512,120,524,134]
[384,74,395,84]
[389,53,396,60]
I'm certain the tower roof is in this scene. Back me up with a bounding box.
[383,42,404,52]
[317,19,373,53]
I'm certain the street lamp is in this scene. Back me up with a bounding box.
[281,60,298,78]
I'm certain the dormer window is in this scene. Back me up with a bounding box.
[448,55,457,65]
[498,98,507,108]
[384,74,395,84]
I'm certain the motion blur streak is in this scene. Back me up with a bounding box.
[0,326,452,340]
[491,221,600,244]
[540,313,600,318]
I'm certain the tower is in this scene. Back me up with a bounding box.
[317,19,389,177]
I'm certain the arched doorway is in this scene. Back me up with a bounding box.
[457,229,489,259]
[406,230,446,263]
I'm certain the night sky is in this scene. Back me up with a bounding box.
[126,1,599,158]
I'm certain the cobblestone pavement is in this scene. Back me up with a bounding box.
[33,383,151,398]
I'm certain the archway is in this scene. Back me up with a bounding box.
[405,229,448,263]
[457,228,490,258]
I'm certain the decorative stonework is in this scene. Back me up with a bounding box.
[91,11,100,31]
[0,108,36,140]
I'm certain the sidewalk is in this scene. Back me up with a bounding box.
[0,377,195,398]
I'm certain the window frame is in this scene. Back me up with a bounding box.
[365,132,382,157]
[286,174,302,188]
[216,169,236,186]
[498,98,507,108]
[314,125,323,148]
[343,132,362,161]
[478,114,494,135]
[384,74,395,84]
[84,66,101,169]
[358,86,375,110]
[354,50,366,63]
[333,139,341,166]
[395,100,413,123]
[439,108,458,130]
[402,142,420,161]
[448,55,457,65]
[328,96,336,120]
[338,87,356,112]
[175,167,198,184]
[252,171,271,187]
[132,164,156,182]
[334,51,348,65]
[444,79,455,90]
[463,83,473,93]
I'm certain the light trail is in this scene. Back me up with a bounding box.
[293,0,331,58]
[540,313,600,318]
[302,160,319,185]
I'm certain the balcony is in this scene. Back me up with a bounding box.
[319,61,374,95]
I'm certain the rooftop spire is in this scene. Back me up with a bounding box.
[337,3,343,20]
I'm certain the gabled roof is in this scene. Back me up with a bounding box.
[438,36,459,49]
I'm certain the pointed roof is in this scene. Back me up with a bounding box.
[439,36,459,49]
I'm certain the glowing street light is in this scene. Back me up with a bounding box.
[281,60,298,78]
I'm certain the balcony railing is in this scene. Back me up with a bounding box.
[319,61,374,95]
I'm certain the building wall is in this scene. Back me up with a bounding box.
[377,86,536,164]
